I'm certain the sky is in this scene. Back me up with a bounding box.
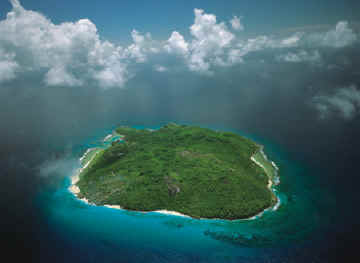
[0,0,359,42]
[0,0,359,158]
[1,1,360,261]
[0,0,359,168]
[0,0,359,90]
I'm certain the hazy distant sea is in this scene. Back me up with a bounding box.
[33,123,336,263]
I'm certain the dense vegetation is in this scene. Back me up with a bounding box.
[77,123,277,219]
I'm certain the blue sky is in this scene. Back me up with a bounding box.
[0,0,359,44]
[0,0,359,121]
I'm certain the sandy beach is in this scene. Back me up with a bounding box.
[104,134,113,142]
[69,173,94,205]
[69,178,190,217]
[68,149,100,205]
[250,155,273,189]
[250,150,281,212]
[104,204,122,209]
[153,210,190,218]
[102,204,190,218]
[68,175,80,194]
[79,148,94,163]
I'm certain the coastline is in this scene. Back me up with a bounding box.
[69,135,192,218]
[69,167,191,218]
[104,134,113,142]
[250,155,273,189]
[249,147,281,214]
[69,148,100,206]
[68,134,281,220]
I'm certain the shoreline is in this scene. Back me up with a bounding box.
[248,147,281,214]
[104,134,113,142]
[68,134,281,221]
[69,148,100,206]
[69,136,192,218]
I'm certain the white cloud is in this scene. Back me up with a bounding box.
[230,21,356,61]
[277,50,321,63]
[312,85,360,120]
[0,1,358,87]
[126,30,147,63]
[10,0,21,10]
[164,9,235,73]
[280,33,302,47]
[230,16,244,31]
[237,36,271,54]
[307,21,357,48]
[220,21,356,65]
[227,49,244,64]
[190,9,234,48]
[0,0,132,88]
[44,66,82,87]
[189,8,234,72]
[88,41,129,88]
[164,31,189,56]
[186,8,235,73]
[125,30,159,63]
[0,49,18,82]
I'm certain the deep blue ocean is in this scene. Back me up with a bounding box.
[34,122,336,263]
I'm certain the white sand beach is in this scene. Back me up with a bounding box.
[250,150,281,212]
[68,149,100,205]
[104,134,113,141]
[250,155,273,189]
[153,210,191,218]
[104,205,122,209]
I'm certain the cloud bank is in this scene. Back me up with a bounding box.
[277,50,321,63]
[1,0,132,88]
[0,0,358,89]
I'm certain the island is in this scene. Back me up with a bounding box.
[70,123,279,220]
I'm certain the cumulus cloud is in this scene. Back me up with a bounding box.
[126,30,148,63]
[125,30,160,63]
[190,9,234,48]
[0,1,358,87]
[0,48,18,82]
[0,0,130,88]
[230,16,244,31]
[164,8,236,73]
[312,85,360,120]
[277,50,321,63]
[164,31,189,56]
[188,8,234,72]
[44,65,82,87]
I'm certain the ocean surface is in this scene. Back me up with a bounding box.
[34,122,336,263]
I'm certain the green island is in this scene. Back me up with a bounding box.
[75,123,279,220]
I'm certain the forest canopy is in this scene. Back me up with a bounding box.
[77,123,277,219]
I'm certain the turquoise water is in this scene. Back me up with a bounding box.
[36,124,334,262]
